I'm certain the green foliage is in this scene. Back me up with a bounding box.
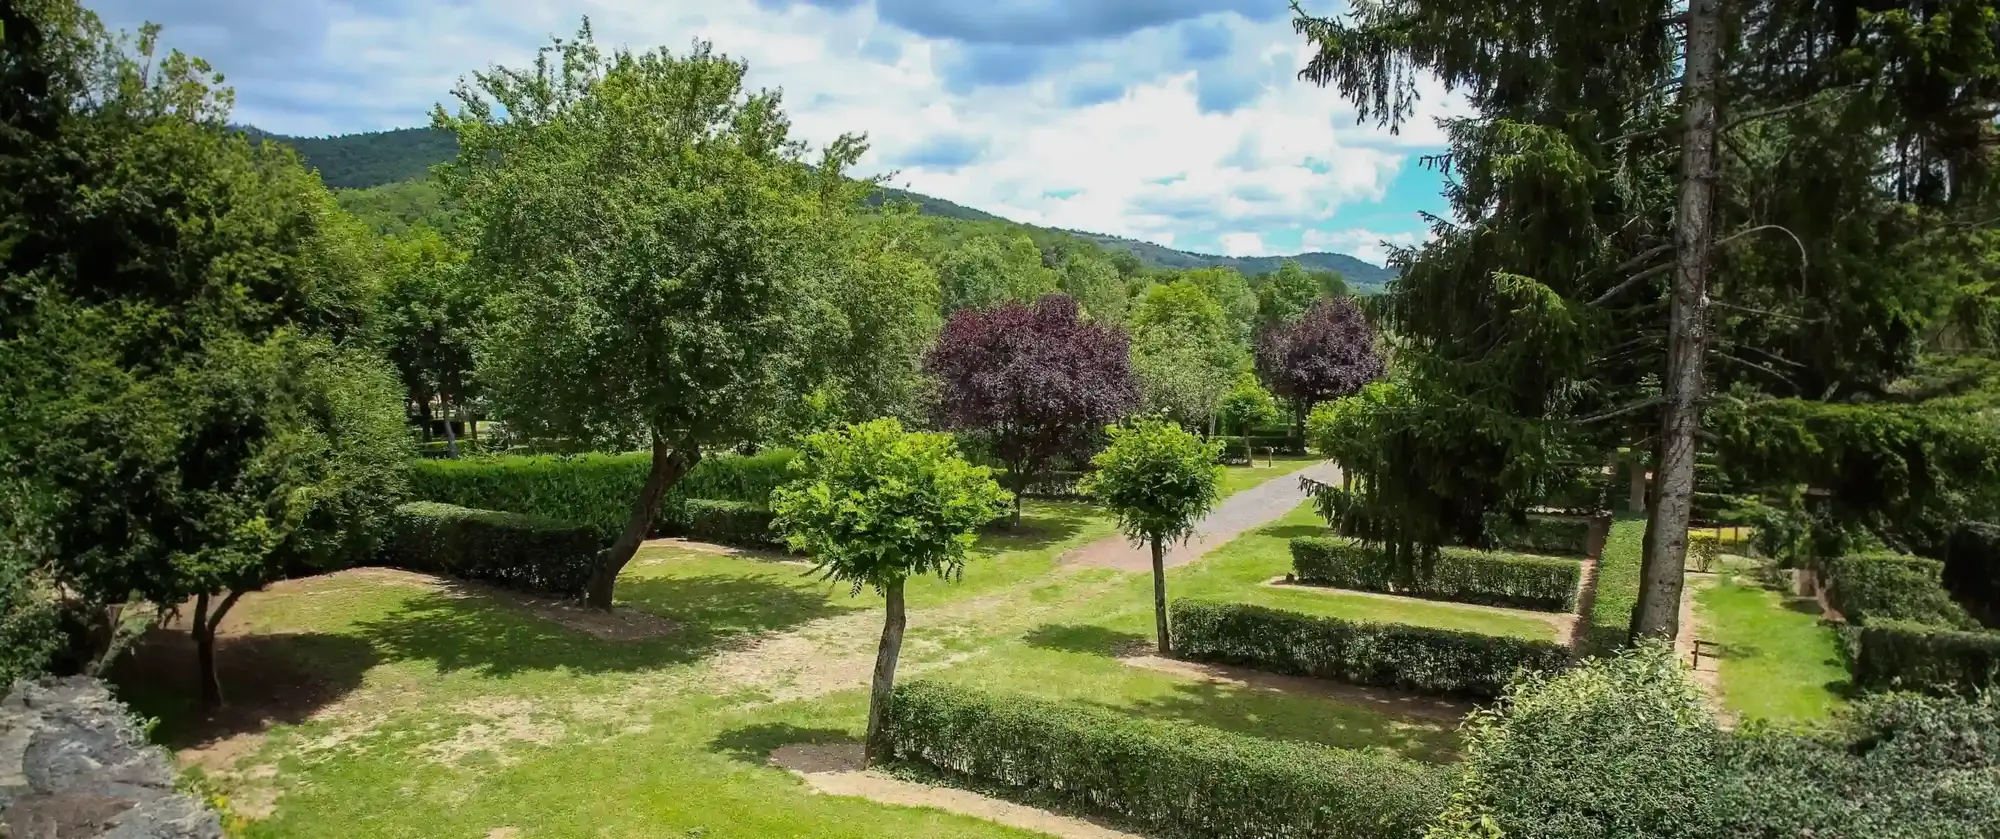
[885,680,1452,839]
[1485,515,1593,557]
[1426,644,1726,839]
[1851,620,2000,696]
[1583,516,1648,655]
[1082,419,1224,546]
[771,419,1009,593]
[382,502,600,596]
[250,127,456,189]
[1290,537,1581,612]
[376,227,481,437]
[672,499,780,550]
[0,555,61,685]
[408,449,798,537]
[1824,553,1978,629]
[1171,599,1572,699]
[277,343,417,574]
[1216,372,1281,444]
[937,233,1059,315]
[333,179,457,237]
[1254,260,1326,328]
[1129,281,1245,425]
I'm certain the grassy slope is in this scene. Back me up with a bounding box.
[126,488,1471,837]
[1696,576,1851,727]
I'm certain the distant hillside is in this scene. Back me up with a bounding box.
[262,126,1396,289]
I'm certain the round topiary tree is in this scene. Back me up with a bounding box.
[1083,418,1224,655]
[770,418,1010,765]
[1218,371,1281,465]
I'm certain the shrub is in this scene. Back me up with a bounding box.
[381,501,601,596]
[1945,521,2000,628]
[1427,643,1728,839]
[408,448,797,536]
[1583,517,1647,654]
[1824,552,1978,629]
[1688,533,1721,572]
[1212,434,1307,456]
[1851,620,2000,695]
[0,555,61,685]
[886,680,1451,839]
[1171,599,1572,699]
[668,499,780,549]
[1487,514,1594,556]
[1289,537,1580,612]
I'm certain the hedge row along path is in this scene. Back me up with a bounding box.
[1064,460,1342,571]
[769,743,1143,839]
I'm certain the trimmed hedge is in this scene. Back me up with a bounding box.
[1824,552,1978,629]
[1171,599,1573,699]
[1213,434,1307,455]
[664,499,781,549]
[1583,516,1646,655]
[886,680,1450,839]
[1852,620,2000,695]
[1486,514,1594,556]
[409,448,797,537]
[1945,521,2000,628]
[1290,537,1581,612]
[382,501,601,596]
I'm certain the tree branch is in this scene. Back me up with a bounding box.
[1589,261,1674,307]
[1714,351,1800,388]
[1718,84,1866,134]
[1710,300,1815,323]
[1574,397,1666,425]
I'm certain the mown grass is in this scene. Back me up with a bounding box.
[1696,574,1850,727]
[123,488,1470,838]
[1217,454,1321,497]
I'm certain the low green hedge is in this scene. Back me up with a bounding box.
[409,448,797,537]
[382,501,601,596]
[1213,434,1307,455]
[1486,514,1594,556]
[664,499,781,549]
[1583,516,1647,655]
[1851,620,2000,695]
[1945,521,2000,628]
[886,680,1450,839]
[1290,537,1580,612]
[1171,599,1573,699]
[1824,552,1978,629]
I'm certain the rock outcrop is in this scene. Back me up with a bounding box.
[1,676,222,838]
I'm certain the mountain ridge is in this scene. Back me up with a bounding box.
[260,126,1397,290]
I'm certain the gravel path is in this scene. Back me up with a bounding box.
[1063,460,1341,572]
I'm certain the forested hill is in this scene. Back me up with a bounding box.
[258,126,1396,290]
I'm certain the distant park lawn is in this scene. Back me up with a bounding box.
[1696,573,1851,727]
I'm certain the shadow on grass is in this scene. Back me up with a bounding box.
[708,722,856,765]
[977,501,1102,554]
[1085,679,1457,762]
[352,573,862,679]
[1256,524,1327,541]
[1022,624,1149,657]
[1782,596,1826,616]
[110,628,378,751]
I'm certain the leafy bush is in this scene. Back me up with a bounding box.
[382,501,601,596]
[1851,620,2000,695]
[0,555,61,685]
[408,448,797,536]
[886,680,1451,839]
[1171,599,1573,699]
[1945,521,2000,628]
[669,499,780,549]
[1688,532,1721,572]
[1427,643,1728,839]
[1824,552,1978,629]
[1486,514,1594,556]
[1583,516,1647,654]
[1290,537,1580,612]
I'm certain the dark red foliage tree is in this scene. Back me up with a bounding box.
[1256,296,1385,433]
[925,294,1141,526]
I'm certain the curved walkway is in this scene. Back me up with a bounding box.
[1062,460,1341,572]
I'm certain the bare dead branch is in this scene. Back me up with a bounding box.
[1589,261,1674,307]
[1574,397,1666,425]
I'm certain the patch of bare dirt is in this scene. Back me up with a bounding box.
[486,828,521,839]
[418,698,567,767]
[770,743,1141,839]
[1261,577,1576,639]
[638,538,809,566]
[1677,573,1731,726]
[1120,655,1474,723]
[1566,558,1601,651]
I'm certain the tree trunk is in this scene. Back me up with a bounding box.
[417,391,434,442]
[1151,537,1171,656]
[441,393,459,459]
[1634,0,1722,642]
[864,578,907,767]
[1628,456,1648,513]
[586,433,700,610]
[191,590,244,708]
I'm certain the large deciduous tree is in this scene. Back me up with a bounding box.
[378,227,482,454]
[770,419,1008,765]
[924,294,1141,526]
[436,27,870,609]
[1082,419,1223,655]
[1130,280,1245,430]
[1255,296,1384,433]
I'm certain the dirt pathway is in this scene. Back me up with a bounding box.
[1063,461,1340,572]
[771,744,1142,839]
[1674,572,1730,725]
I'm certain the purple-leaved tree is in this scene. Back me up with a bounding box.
[925,294,1141,527]
[1256,296,1385,435]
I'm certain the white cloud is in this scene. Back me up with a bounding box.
[1303,227,1431,266]
[1219,232,1265,256]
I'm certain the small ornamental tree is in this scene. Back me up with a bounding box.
[770,419,1009,765]
[1256,296,1385,435]
[1082,419,1224,655]
[1218,372,1281,464]
[924,293,1141,526]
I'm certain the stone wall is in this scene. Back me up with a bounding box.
[1,676,222,839]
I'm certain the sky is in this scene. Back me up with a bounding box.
[92,0,1462,264]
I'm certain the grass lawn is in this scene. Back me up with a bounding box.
[118,486,1464,838]
[1217,454,1321,497]
[1695,573,1851,727]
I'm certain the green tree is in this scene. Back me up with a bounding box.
[1181,266,1257,341]
[937,232,1059,314]
[1059,247,1129,325]
[1255,259,1323,329]
[436,27,869,609]
[1129,280,1246,430]
[1082,419,1224,655]
[1218,372,1281,463]
[770,419,1009,765]
[791,203,942,431]
[378,227,482,454]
